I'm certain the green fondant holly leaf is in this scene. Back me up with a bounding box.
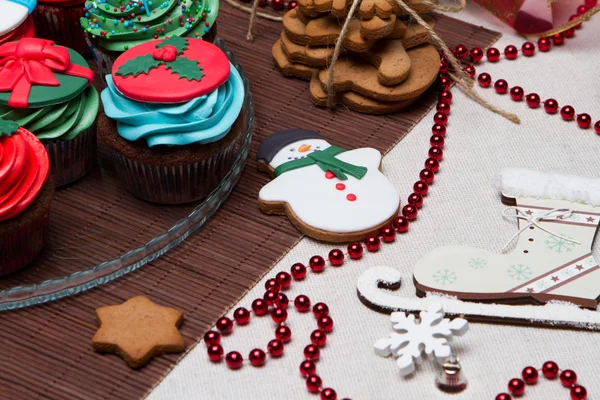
[165,58,204,81]
[156,36,188,55]
[116,55,164,77]
[0,119,19,137]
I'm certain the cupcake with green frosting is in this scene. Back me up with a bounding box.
[0,38,98,187]
[80,0,219,80]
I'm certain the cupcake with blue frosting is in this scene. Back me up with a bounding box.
[98,36,244,204]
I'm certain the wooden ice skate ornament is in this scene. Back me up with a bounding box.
[414,168,600,308]
[357,266,600,330]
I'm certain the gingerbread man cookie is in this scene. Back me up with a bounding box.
[315,44,440,102]
[257,129,400,242]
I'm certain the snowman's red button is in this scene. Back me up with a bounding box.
[325,171,335,179]
[346,194,357,201]
[336,183,346,190]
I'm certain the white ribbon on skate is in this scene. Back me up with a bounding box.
[501,207,581,251]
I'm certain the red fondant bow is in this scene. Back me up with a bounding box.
[0,38,94,108]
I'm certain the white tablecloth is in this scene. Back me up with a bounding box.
[149,5,600,399]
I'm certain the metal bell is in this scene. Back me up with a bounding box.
[436,357,468,393]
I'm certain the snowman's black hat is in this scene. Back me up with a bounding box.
[257,129,324,164]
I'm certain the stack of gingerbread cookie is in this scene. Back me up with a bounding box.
[272,0,441,114]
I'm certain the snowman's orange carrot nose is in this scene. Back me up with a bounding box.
[298,144,312,152]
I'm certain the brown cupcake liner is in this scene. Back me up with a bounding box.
[44,122,97,187]
[0,210,50,276]
[109,140,237,204]
[31,4,89,55]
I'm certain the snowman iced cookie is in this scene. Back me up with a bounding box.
[257,129,400,242]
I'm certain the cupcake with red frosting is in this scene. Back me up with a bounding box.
[0,0,36,46]
[31,0,89,54]
[0,38,98,187]
[99,36,245,204]
[0,119,54,275]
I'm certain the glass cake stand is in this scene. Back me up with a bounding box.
[0,39,254,311]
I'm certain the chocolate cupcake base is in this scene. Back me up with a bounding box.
[45,122,97,187]
[98,113,241,205]
[32,4,89,55]
[0,176,55,276]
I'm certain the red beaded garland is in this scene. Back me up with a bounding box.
[561,105,576,120]
[402,204,418,220]
[271,307,288,323]
[577,113,592,129]
[561,370,578,387]
[522,41,536,56]
[216,317,233,333]
[429,146,443,161]
[380,226,396,243]
[300,360,316,377]
[294,295,311,312]
[304,344,320,361]
[310,329,327,347]
[440,89,453,103]
[542,361,560,379]
[393,216,409,233]
[287,0,297,9]
[432,123,446,136]
[291,263,307,280]
[424,157,440,172]
[510,86,524,101]
[595,120,600,135]
[408,193,424,208]
[252,298,269,316]
[204,330,220,346]
[225,351,243,369]
[268,339,284,357]
[430,134,445,148]
[278,293,290,309]
[249,349,266,366]
[275,325,292,343]
[328,249,344,266]
[321,388,337,400]
[538,37,552,52]
[207,344,224,361]
[464,64,476,78]
[571,385,587,400]
[309,256,326,272]
[496,394,512,400]
[413,181,429,196]
[234,307,251,325]
[347,242,364,259]
[276,271,292,289]
[565,27,576,38]
[419,169,435,184]
[577,4,589,13]
[469,47,484,62]
[486,47,501,62]
[526,93,541,108]
[544,98,559,114]
[265,278,281,293]
[478,72,492,87]
[313,302,329,318]
[508,378,525,396]
[306,374,323,393]
[264,289,279,306]
[365,235,380,252]
[552,32,565,46]
[454,44,468,58]
[439,74,452,89]
[504,45,518,59]
[433,112,448,125]
[271,0,284,10]
[437,101,451,115]
[439,59,449,74]
[494,79,509,94]
[522,366,538,384]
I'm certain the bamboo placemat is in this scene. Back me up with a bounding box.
[0,6,500,400]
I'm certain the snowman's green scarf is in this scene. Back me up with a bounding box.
[273,146,367,181]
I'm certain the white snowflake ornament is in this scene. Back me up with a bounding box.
[374,302,468,376]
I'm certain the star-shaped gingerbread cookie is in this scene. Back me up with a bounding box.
[92,296,185,368]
